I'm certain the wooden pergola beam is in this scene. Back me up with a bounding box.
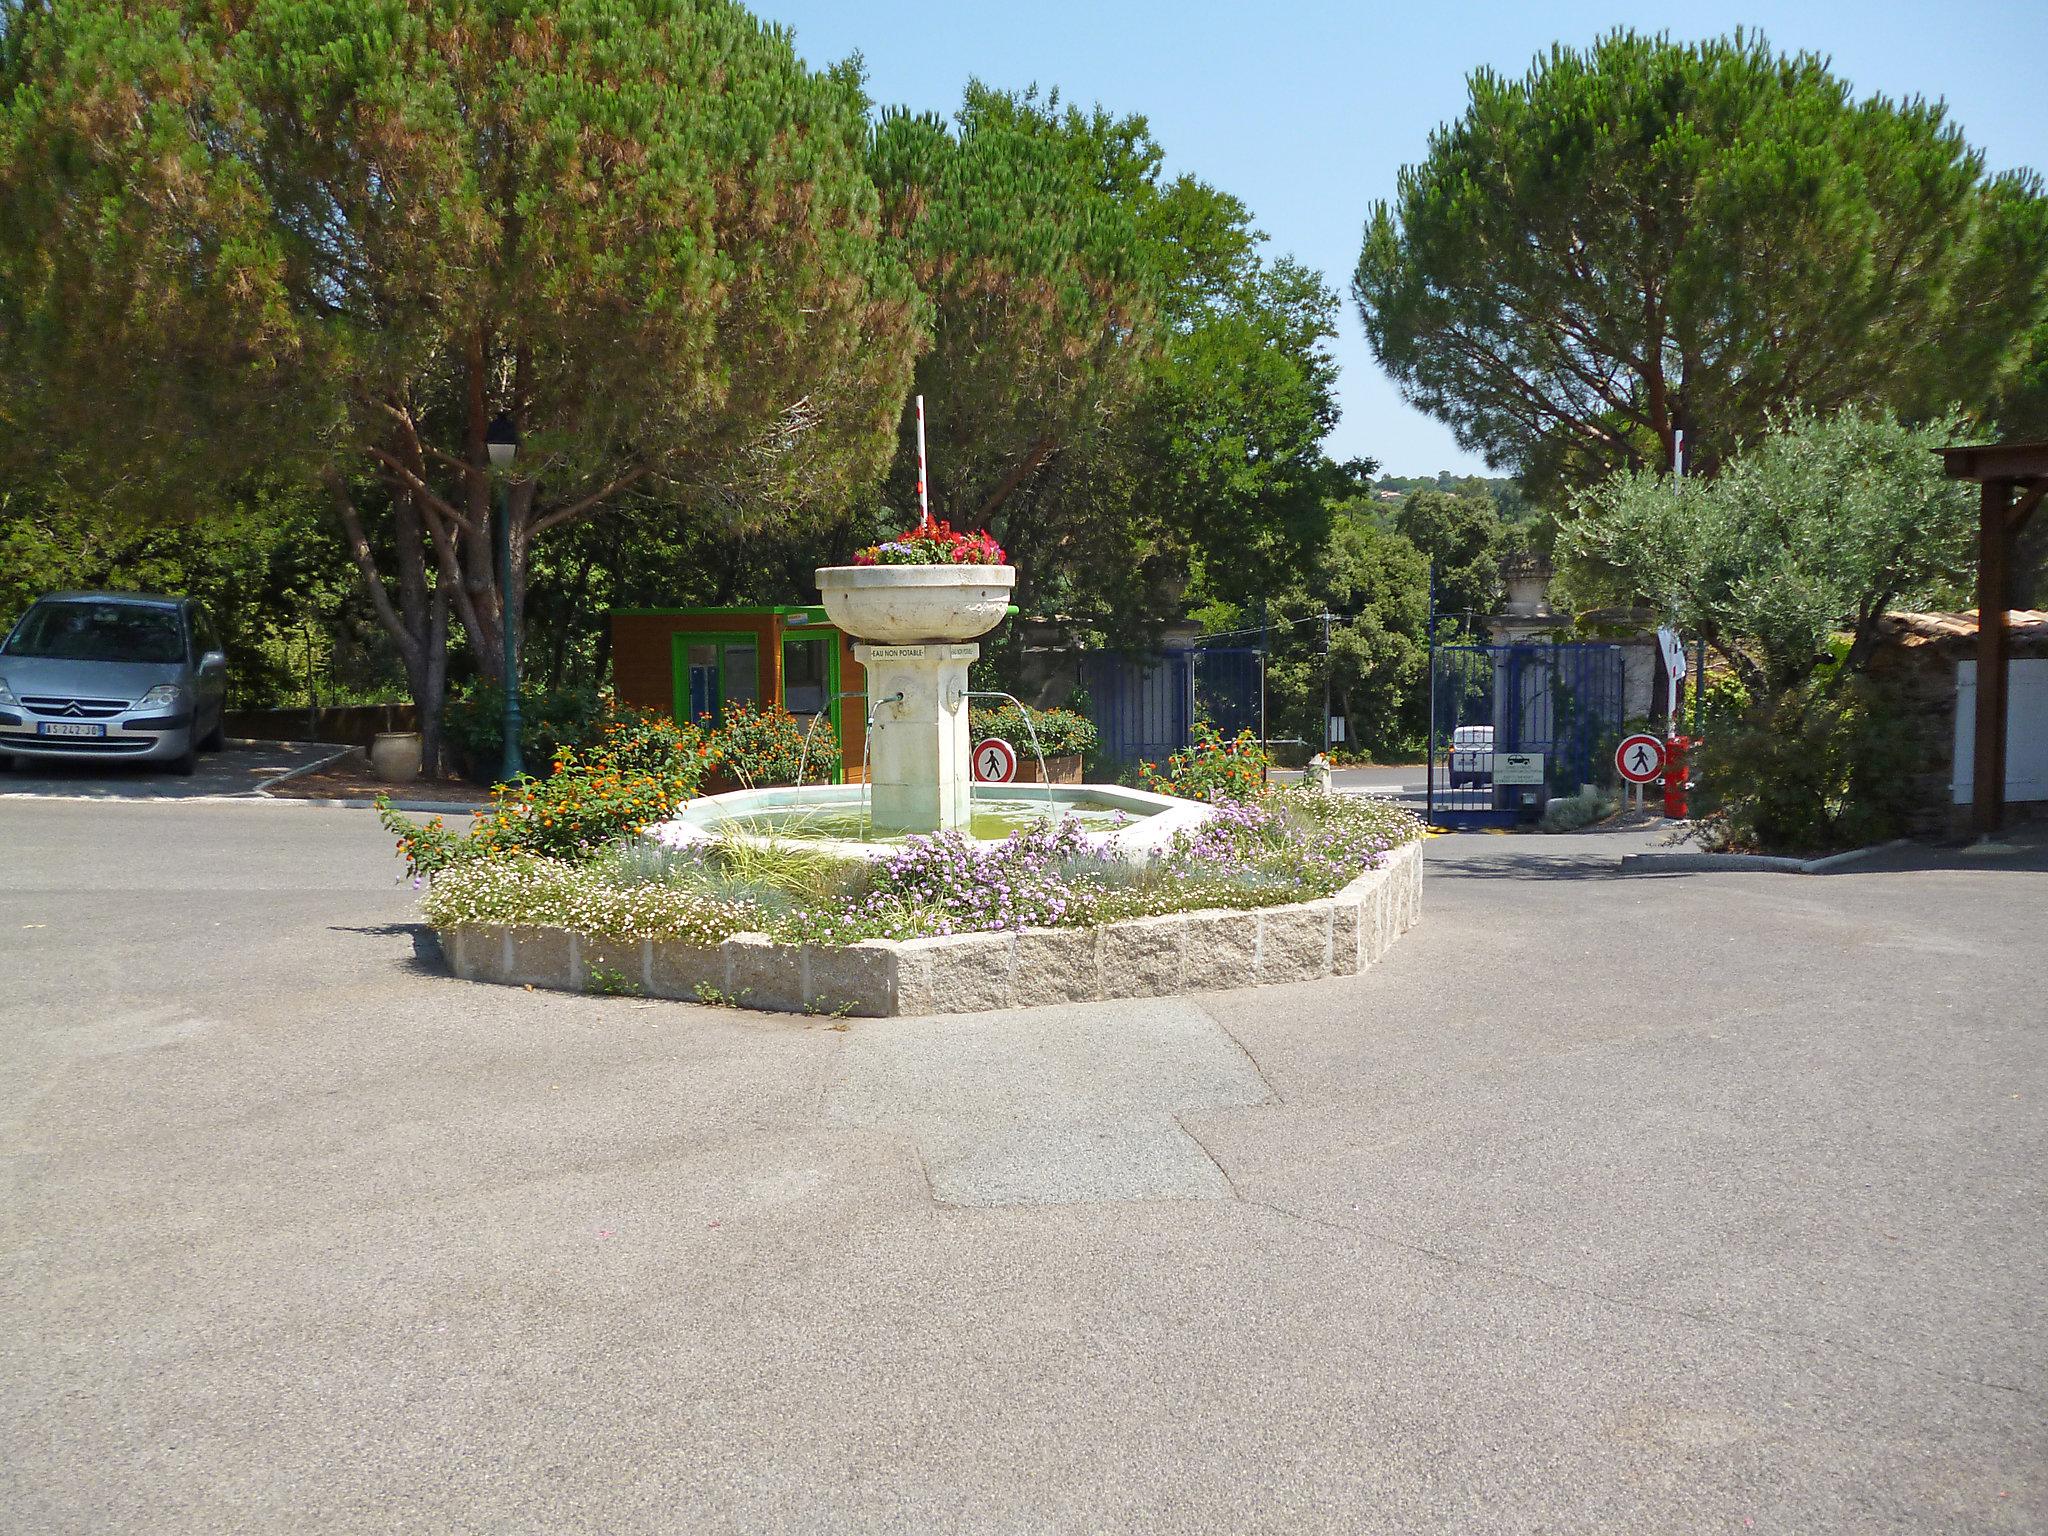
[1974,482,2014,836]
[1938,442,2046,838]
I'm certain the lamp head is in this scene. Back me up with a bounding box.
[486,413,519,469]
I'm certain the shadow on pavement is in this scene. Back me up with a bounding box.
[330,921,448,977]
[1424,849,1620,882]
[1820,833,2048,878]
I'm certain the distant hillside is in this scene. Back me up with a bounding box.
[1369,473,1533,522]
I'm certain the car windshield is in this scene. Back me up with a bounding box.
[4,601,186,664]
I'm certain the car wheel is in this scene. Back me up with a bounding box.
[200,716,226,752]
[170,746,199,776]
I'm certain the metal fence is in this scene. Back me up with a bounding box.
[1194,646,1263,741]
[1080,649,1191,767]
[1080,646,1265,766]
[1428,641,1628,826]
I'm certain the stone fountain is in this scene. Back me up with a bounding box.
[652,560,1208,859]
[815,561,1015,835]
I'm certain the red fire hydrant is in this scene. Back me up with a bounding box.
[1662,734,1692,819]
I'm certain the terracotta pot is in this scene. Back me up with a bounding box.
[1014,752,1083,785]
[369,731,423,784]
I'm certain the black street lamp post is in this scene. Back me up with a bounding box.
[486,413,523,782]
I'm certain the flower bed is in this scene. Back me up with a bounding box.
[441,839,1423,1016]
[421,788,1422,992]
[392,711,1428,1014]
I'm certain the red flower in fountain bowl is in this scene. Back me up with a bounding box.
[853,520,1006,567]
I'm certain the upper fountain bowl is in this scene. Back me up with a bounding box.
[816,563,1016,644]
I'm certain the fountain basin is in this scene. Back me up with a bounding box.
[653,781,1209,863]
[816,563,1016,644]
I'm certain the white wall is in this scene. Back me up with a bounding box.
[1952,658,2048,803]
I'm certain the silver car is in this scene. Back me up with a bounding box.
[0,593,228,775]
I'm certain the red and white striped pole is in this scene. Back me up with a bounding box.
[915,393,930,529]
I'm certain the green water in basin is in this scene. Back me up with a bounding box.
[711,797,1134,843]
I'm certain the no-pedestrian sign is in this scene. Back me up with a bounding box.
[973,737,1018,784]
[1615,732,1666,784]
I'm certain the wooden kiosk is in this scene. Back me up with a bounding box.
[609,605,866,780]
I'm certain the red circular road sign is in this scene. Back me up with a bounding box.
[1615,732,1666,784]
[972,737,1019,784]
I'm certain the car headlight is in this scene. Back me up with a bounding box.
[135,683,186,711]
[0,676,16,709]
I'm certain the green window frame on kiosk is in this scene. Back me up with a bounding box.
[671,632,759,727]
[779,628,843,782]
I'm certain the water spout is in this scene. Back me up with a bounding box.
[795,690,869,791]
[964,690,1052,818]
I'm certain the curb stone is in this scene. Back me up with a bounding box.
[1619,838,1914,876]
[436,839,1424,1017]
[247,742,357,790]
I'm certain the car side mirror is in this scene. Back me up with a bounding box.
[202,650,226,671]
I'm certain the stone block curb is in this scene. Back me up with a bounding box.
[248,743,359,790]
[437,840,1423,1017]
[1619,838,1913,876]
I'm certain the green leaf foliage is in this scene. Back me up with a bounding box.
[865,83,1342,652]
[1554,407,1976,694]
[0,0,925,766]
[1393,489,1506,634]
[1,0,921,504]
[1355,29,2048,500]
[0,480,358,705]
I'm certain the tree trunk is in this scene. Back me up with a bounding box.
[462,516,505,689]
[331,474,460,779]
[418,578,450,778]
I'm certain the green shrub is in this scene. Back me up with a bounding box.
[382,708,713,876]
[967,702,1097,760]
[442,680,603,781]
[703,702,837,787]
[1138,723,1271,802]
[1539,785,1617,832]
[1697,675,1923,854]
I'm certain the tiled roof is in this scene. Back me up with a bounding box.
[1879,609,2048,647]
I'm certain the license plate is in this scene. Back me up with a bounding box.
[37,721,105,738]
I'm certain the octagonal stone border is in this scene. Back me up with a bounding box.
[440,839,1421,1017]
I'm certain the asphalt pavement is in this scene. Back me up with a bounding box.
[2,798,2042,1533]
[0,739,344,800]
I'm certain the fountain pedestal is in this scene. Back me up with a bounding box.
[857,641,979,834]
[816,562,1017,839]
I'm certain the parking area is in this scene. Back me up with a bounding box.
[1,797,2042,1533]
[0,739,345,800]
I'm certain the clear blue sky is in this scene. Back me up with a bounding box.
[760,0,2048,478]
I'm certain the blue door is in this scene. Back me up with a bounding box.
[684,641,719,724]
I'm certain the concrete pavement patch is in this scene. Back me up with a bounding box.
[825,997,1272,1207]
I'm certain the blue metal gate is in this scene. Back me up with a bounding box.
[1428,642,1627,827]
[1193,646,1263,741]
[1081,649,1193,767]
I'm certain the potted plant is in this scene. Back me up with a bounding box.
[816,522,1014,644]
